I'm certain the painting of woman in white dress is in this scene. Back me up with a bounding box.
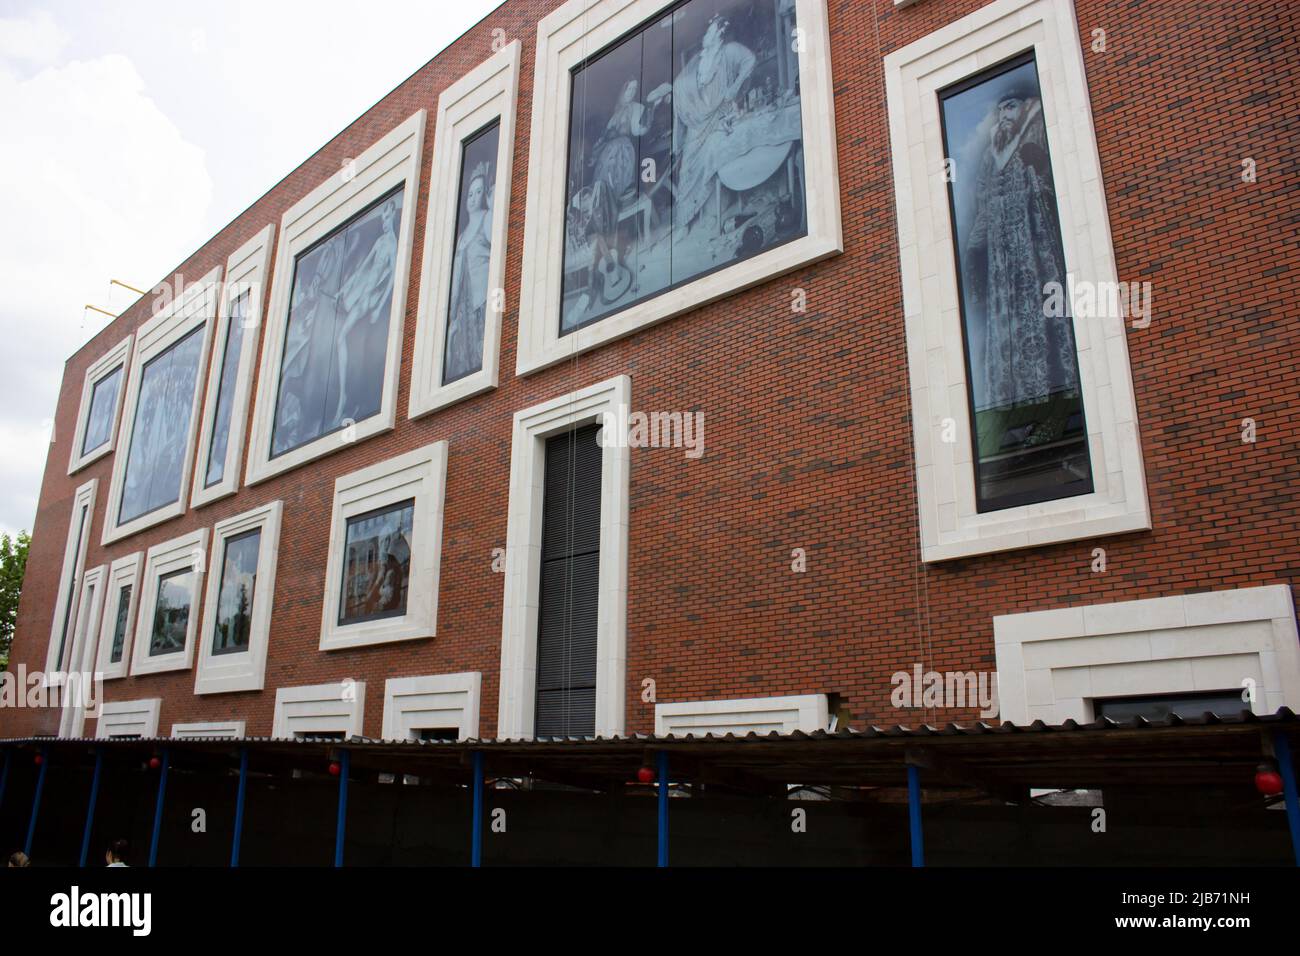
[443,122,500,384]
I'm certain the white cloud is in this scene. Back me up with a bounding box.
[0,9,69,65]
[0,33,212,536]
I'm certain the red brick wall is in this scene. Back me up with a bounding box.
[5,0,1297,739]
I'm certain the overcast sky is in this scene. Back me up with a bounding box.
[0,0,503,538]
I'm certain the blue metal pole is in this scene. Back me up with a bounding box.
[657,750,669,868]
[333,749,349,868]
[907,764,925,867]
[79,748,104,867]
[471,750,483,867]
[148,749,170,867]
[230,748,248,867]
[24,746,48,857]
[1274,731,1300,867]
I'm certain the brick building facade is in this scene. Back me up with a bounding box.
[4,0,1298,749]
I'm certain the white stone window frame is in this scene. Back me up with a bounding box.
[883,0,1150,563]
[655,693,829,736]
[272,681,366,738]
[245,110,427,486]
[171,720,246,739]
[192,224,276,508]
[319,442,447,651]
[498,375,631,739]
[68,334,133,475]
[129,528,208,677]
[409,41,520,418]
[44,478,98,680]
[96,552,142,681]
[194,500,283,695]
[514,0,843,377]
[994,585,1300,725]
[59,564,108,738]
[96,698,161,739]
[101,266,223,545]
[382,672,482,741]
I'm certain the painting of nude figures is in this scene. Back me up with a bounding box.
[271,188,404,458]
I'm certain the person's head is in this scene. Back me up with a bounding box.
[467,174,486,213]
[703,15,728,49]
[992,80,1034,148]
[7,851,30,868]
[619,78,639,104]
[105,839,128,865]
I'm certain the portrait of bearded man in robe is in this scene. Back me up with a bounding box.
[961,78,1080,418]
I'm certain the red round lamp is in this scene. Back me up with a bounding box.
[636,765,655,784]
[1255,769,1284,796]
[329,761,342,777]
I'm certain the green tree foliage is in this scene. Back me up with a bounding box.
[0,531,31,671]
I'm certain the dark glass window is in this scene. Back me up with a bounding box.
[271,187,404,458]
[338,499,414,626]
[939,53,1092,511]
[211,530,260,656]
[1094,691,1247,722]
[54,504,89,671]
[109,584,132,664]
[535,424,602,737]
[442,120,501,386]
[416,727,458,742]
[149,569,194,656]
[205,292,249,487]
[560,0,806,334]
[82,365,123,456]
[119,327,206,525]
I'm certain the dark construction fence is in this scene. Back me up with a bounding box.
[0,715,1297,866]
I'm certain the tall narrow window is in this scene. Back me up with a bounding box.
[271,187,405,458]
[81,366,123,458]
[535,424,602,737]
[211,529,260,656]
[939,53,1091,511]
[204,292,248,487]
[54,503,90,672]
[442,120,501,386]
[109,583,132,664]
[118,326,206,525]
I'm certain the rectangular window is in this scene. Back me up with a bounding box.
[939,53,1091,512]
[442,120,501,386]
[53,502,90,672]
[204,291,248,488]
[69,335,132,475]
[1093,691,1245,723]
[535,424,602,737]
[81,366,124,457]
[559,0,807,335]
[118,326,206,525]
[211,528,260,656]
[884,0,1149,562]
[338,499,413,626]
[109,583,132,664]
[271,187,404,459]
[149,568,195,656]
[195,501,282,694]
